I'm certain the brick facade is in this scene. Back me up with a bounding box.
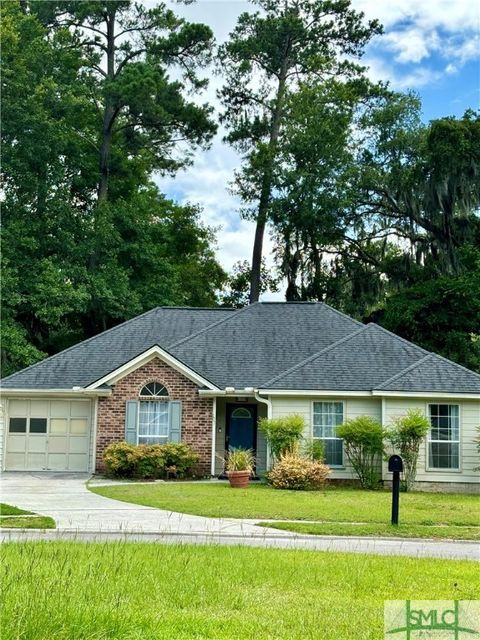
[96,357,213,474]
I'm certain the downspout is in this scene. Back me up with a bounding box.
[210,397,217,477]
[255,391,273,469]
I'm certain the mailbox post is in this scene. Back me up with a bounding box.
[388,455,403,525]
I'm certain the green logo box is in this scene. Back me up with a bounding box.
[384,600,480,639]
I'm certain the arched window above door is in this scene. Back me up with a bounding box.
[231,407,252,419]
[139,381,168,398]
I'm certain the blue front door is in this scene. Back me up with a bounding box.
[226,404,257,452]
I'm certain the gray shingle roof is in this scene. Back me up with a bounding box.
[1,307,235,390]
[2,302,479,394]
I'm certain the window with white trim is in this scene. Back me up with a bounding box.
[138,401,169,445]
[428,404,460,470]
[313,402,344,466]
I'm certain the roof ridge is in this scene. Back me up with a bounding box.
[375,354,433,390]
[427,351,480,381]
[319,302,364,327]
[167,303,256,350]
[261,324,369,387]
[0,305,164,384]
[369,323,431,356]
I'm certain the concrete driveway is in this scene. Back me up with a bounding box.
[1,472,478,560]
[0,472,264,536]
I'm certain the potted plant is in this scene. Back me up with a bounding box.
[225,448,254,488]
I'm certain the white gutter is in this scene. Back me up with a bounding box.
[0,388,112,397]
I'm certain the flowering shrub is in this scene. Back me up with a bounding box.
[103,442,198,479]
[267,453,330,490]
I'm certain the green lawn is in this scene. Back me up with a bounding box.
[1,542,477,640]
[0,503,55,529]
[0,503,33,516]
[91,482,480,529]
[259,521,480,540]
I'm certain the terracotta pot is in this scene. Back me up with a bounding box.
[227,470,251,488]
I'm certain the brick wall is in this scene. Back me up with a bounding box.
[96,357,213,474]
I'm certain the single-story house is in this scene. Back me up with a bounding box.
[1,302,479,491]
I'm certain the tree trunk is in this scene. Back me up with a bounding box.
[97,10,116,204]
[249,37,291,303]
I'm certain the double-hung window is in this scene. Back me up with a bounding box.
[428,404,460,470]
[138,402,169,445]
[138,383,169,445]
[313,402,344,466]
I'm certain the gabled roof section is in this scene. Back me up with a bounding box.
[263,323,428,391]
[86,344,220,391]
[1,307,235,390]
[170,302,362,388]
[375,353,480,394]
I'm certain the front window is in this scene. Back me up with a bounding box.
[428,404,460,470]
[138,401,169,445]
[313,402,344,466]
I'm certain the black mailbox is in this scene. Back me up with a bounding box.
[388,454,403,473]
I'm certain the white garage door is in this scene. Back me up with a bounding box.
[5,399,92,472]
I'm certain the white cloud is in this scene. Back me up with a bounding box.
[365,56,441,89]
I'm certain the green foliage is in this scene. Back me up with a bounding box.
[224,448,255,473]
[336,416,386,489]
[102,442,198,479]
[220,260,279,308]
[1,1,225,376]
[259,415,305,459]
[155,443,200,479]
[388,410,431,492]
[302,438,326,463]
[376,248,480,372]
[267,453,330,490]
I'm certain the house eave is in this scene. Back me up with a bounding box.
[371,390,480,400]
[0,388,112,397]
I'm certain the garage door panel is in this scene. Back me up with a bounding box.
[9,400,29,416]
[71,418,88,434]
[26,453,47,469]
[27,436,47,453]
[50,401,70,418]
[50,418,68,434]
[70,402,90,418]
[68,454,89,471]
[5,453,26,468]
[48,436,68,453]
[6,435,27,453]
[69,436,89,454]
[48,453,68,470]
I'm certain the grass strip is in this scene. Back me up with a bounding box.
[258,520,480,541]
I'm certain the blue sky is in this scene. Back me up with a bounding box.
[156,1,480,282]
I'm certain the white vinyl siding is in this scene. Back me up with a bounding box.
[384,398,480,484]
[271,396,382,479]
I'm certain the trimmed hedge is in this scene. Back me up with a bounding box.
[103,442,199,480]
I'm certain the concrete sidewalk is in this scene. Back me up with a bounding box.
[1,472,478,560]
